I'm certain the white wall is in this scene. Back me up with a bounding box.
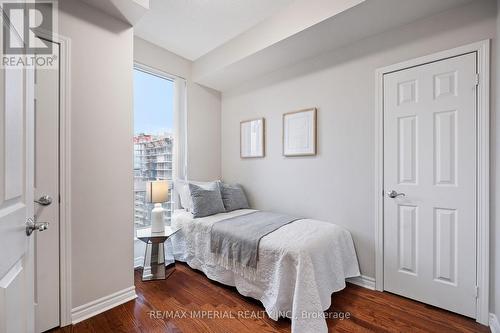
[59,0,135,309]
[494,0,500,323]
[134,36,191,79]
[133,37,221,181]
[222,0,497,293]
[187,83,221,180]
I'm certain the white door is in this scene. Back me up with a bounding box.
[383,53,477,318]
[34,41,60,332]
[0,49,36,333]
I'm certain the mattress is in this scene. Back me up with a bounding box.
[170,209,360,333]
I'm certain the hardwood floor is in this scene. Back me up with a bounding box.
[52,263,490,333]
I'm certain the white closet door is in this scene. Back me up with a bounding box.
[0,55,36,333]
[383,53,477,318]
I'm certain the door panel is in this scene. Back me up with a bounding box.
[5,68,24,199]
[0,261,28,333]
[398,204,417,275]
[34,41,60,332]
[0,70,28,276]
[398,116,417,184]
[0,45,35,333]
[434,110,457,185]
[383,53,477,318]
[433,208,457,284]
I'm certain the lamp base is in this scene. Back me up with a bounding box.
[151,203,165,233]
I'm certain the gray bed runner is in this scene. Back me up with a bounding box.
[210,211,300,278]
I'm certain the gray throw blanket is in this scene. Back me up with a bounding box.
[210,211,301,279]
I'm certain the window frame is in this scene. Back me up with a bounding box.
[133,62,187,230]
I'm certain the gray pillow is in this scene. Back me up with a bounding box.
[175,179,221,211]
[220,183,249,212]
[189,182,226,218]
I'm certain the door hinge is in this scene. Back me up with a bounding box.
[475,73,480,86]
[474,286,479,298]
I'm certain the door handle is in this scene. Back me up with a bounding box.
[35,195,52,206]
[26,217,49,236]
[386,190,405,199]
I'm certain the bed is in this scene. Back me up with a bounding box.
[170,208,360,333]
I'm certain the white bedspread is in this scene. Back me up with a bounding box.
[170,209,360,333]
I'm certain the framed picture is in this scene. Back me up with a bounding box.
[283,108,317,156]
[240,118,265,158]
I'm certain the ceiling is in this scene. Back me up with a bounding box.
[126,0,477,91]
[192,0,475,91]
[134,0,295,61]
[80,0,149,25]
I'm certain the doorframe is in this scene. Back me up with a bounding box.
[373,40,490,325]
[35,30,73,327]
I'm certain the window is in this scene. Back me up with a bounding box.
[133,67,175,229]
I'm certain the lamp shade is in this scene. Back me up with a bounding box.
[146,180,169,203]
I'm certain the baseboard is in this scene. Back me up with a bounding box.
[347,275,376,290]
[490,313,500,333]
[134,256,144,269]
[71,286,137,324]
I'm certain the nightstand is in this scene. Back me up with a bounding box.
[136,226,180,281]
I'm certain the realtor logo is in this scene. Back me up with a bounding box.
[2,1,53,54]
[1,0,57,68]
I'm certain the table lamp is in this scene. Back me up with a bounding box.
[146,180,169,233]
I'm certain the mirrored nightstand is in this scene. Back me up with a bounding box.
[136,226,180,281]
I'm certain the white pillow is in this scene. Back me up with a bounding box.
[174,179,220,211]
[174,180,190,210]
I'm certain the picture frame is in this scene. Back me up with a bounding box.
[240,118,265,158]
[283,108,317,156]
